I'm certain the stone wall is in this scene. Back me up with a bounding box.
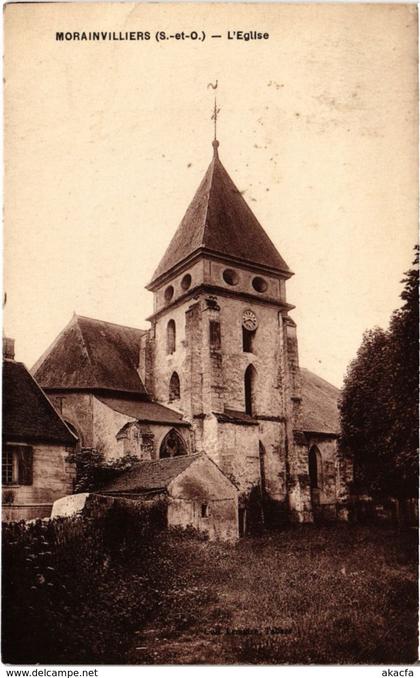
[152,298,190,413]
[306,435,339,520]
[116,422,154,460]
[47,392,94,448]
[115,420,192,460]
[281,313,313,523]
[336,443,353,520]
[2,444,75,521]
[153,259,205,315]
[215,420,261,492]
[46,393,192,462]
[147,273,348,525]
[206,258,284,303]
[149,288,303,515]
[91,397,135,458]
[258,420,288,503]
[151,290,288,420]
[168,454,238,541]
[287,434,314,523]
[218,297,285,416]
[298,434,352,522]
[168,497,238,541]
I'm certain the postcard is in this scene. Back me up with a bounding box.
[2,2,418,667]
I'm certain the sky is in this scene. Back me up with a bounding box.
[4,3,418,387]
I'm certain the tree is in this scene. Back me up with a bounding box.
[340,246,419,499]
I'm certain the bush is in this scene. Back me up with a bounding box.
[2,499,206,664]
[65,449,142,493]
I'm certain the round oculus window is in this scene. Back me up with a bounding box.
[181,273,192,291]
[223,268,239,286]
[164,285,174,303]
[252,276,268,293]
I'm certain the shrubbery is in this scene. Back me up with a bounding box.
[65,449,141,493]
[2,499,207,664]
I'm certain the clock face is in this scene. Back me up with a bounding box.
[242,309,258,331]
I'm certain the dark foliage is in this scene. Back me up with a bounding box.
[65,448,141,493]
[2,500,207,664]
[340,246,419,498]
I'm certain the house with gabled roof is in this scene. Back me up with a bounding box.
[31,137,352,531]
[2,337,77,521]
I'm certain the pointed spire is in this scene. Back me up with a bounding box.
[148,142,291,287]
[148,82,291,288]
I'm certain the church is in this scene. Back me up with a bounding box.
[31,135,352,534]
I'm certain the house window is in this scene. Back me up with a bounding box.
[244,364,257,416]
[2,447,14,484]
[167,319,176,354]
[159,429,187,458]
[2,445,33,485]
[201,503,210,518]
[242,327,255,353]
[169,372,180,402]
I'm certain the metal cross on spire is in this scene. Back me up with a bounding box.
[211,96,220,142]
[208,80,220,151]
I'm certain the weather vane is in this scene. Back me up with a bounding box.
[207,80,220,143]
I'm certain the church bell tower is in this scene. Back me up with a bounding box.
[139,132,313,524]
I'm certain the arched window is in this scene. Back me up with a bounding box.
[169,372,180,402]
[159,429,187,459]
[167,319,176,354]
[244,364,257,416]
[309,446,323,490]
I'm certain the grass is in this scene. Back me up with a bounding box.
[3,518,417,664]
[128,524,418,665]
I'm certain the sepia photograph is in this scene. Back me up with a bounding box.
[2,2,419,666]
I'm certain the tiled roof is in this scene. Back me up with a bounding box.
[300,368,340,435]
[150,146,291,285]
[101,454,200,493]
[3,359,77,445]
[96,396,189,426]
[32,315,147,396]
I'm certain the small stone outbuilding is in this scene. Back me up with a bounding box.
[100,453,239,541]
